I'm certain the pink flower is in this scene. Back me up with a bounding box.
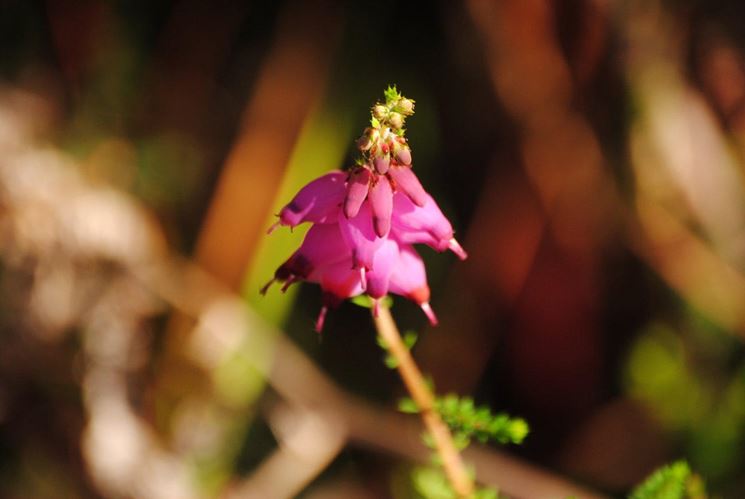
[263,167,464,331]
[262,87,466,332]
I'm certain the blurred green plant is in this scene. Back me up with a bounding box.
[412,466,501,499]
[624,315,745,488]
[630,460,707,499]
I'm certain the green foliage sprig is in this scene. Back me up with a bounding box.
[399,394,529,448]
[436,394,529,447]
[374,318,527,498]
[412,466,501,499]
[630,461,707,499]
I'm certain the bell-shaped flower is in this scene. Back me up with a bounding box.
[268,171,346,232]
[265,195,448,331]
[391,192,468,260]
[388,242,438,325]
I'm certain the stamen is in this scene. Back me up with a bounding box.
[420,302,439,326]
[448,238,468,260]
[280,276,297,293]
[259,278,275,295]
[266,220,281,234]
[314,306,328,333]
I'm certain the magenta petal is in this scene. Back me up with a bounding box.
[311,260,364,299]
[366,238,398,298]
[344,168,371,219]
[285,223,350,278]
[388,165,426,207]
[369,176,393,238]
[390,192,457,253]
[278,171,346,228]
[338,203,383,270]
[388,243,430,303]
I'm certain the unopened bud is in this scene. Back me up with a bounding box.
[395,146,412,166]
[389,112,403,129]
[357,135,373,151]
[373,154,390,175]
[397,98,414,115]
[373,105,388,120]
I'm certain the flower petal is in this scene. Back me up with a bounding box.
[283,223,350,279]
[366,238,398,298]
[344,168,371,219]
[388,244,438,325]
[388,165,426,207]
[369,175,393,238]
[388,243,430,303]
[311,260,364,299]
[277,171,346,228]
[338,202,383,270]
[391,192,467,259]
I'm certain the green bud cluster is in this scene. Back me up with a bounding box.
[354,85,415,174]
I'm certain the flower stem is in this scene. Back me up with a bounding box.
[372,306,475,497]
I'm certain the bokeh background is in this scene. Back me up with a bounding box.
[2,0,745,497]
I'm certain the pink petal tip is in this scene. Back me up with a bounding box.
[420,302,439,326]
[448,238,468,260]
[315,306,329,333]
[266,221,281,234]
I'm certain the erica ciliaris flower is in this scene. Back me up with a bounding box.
[263,87,467,331]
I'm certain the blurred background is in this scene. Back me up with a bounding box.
[2,0,745,497]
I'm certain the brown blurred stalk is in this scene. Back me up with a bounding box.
[372,307,474,497]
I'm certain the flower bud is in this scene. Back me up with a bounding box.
[373,153,390,175]
[373,105,388,120]
[356,135,373,151]
[397,98,414,115]
[395,146,412,166]
[388,112,403,129]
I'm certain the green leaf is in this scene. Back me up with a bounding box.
[452,431,471,450]
[370,116,381,128]
[403,330,418,349]
[508,419,530,444]
[398,397,420,414]
[473,487,500,499]
[630,461,691,499]
[375,334,388,349]
[384,354,399,369]
[412,466,455,499]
